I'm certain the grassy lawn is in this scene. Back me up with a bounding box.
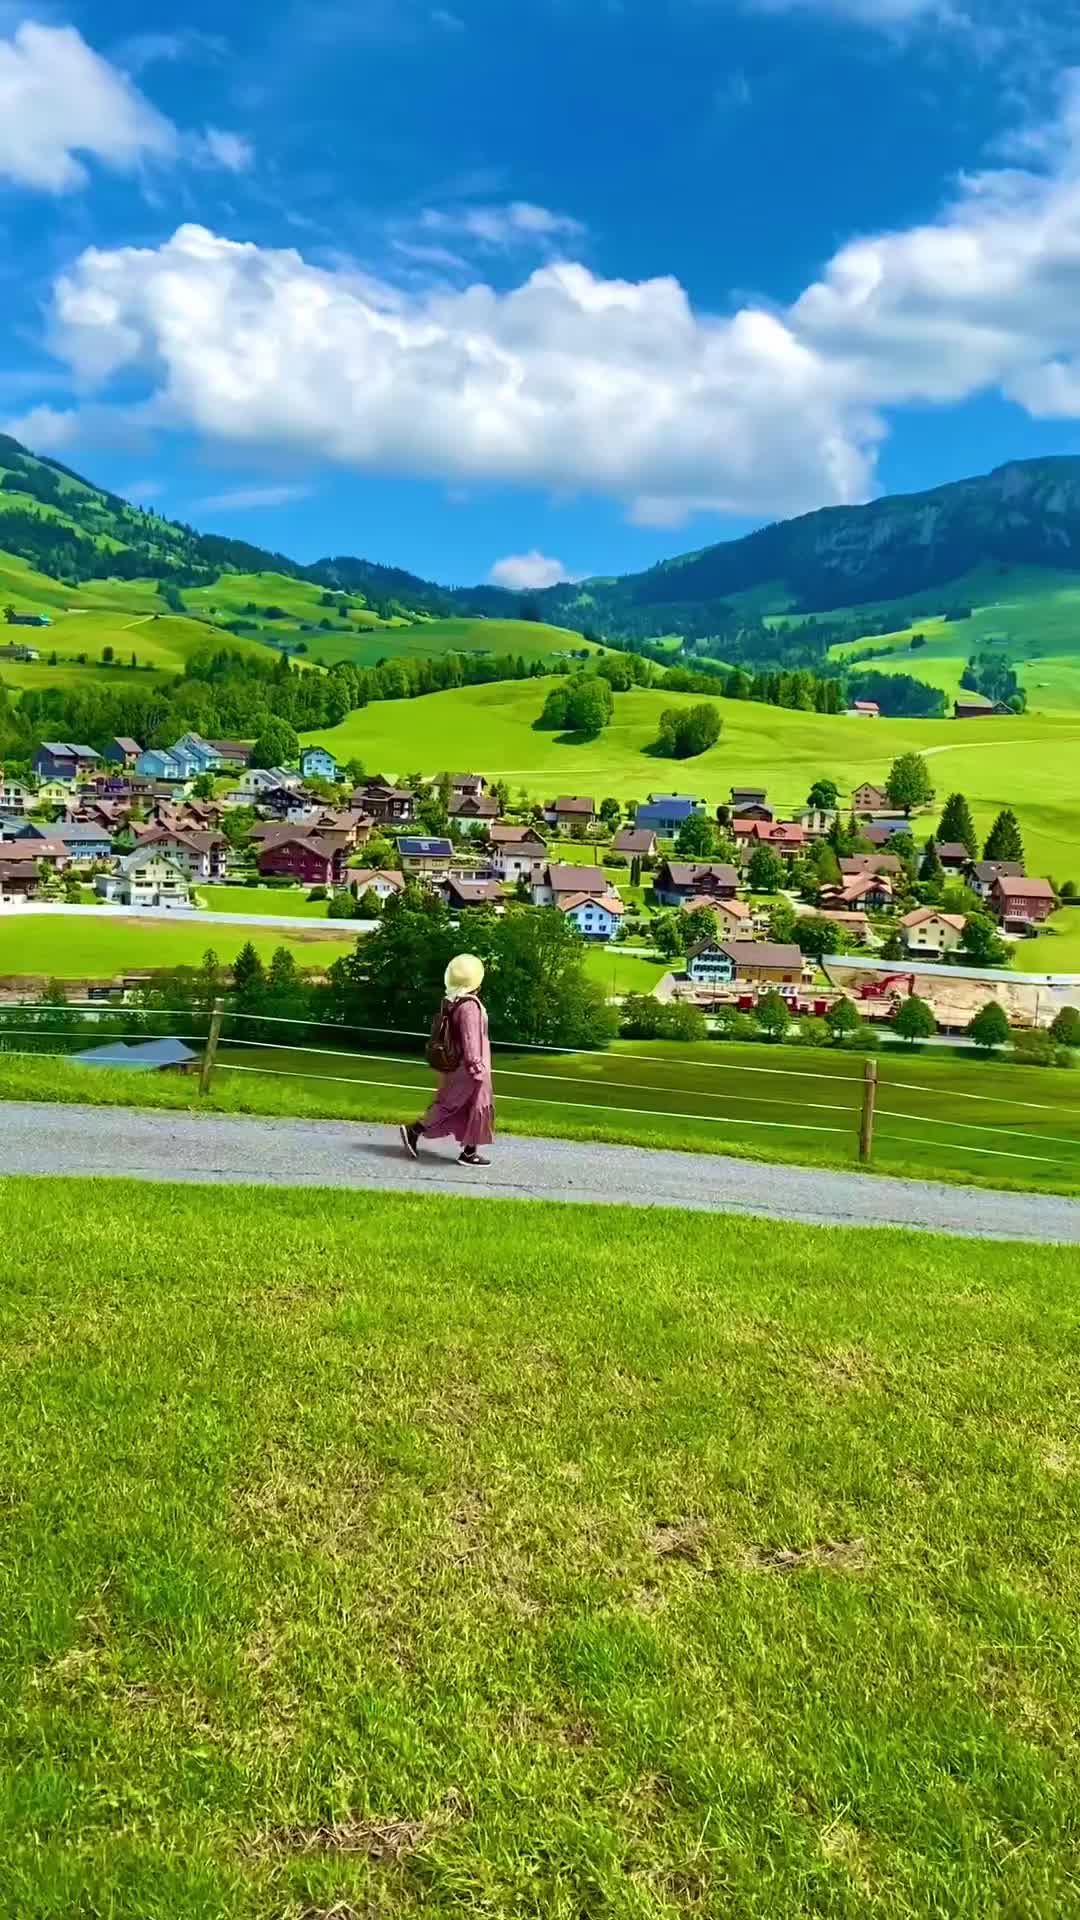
[306,679,1080,885]
[582,947,668,993]
[4,1036,1077,1193]
[0,916,355,977]
[1020,910,1080,973]
[3,1176,1080,1916]
[194,886,332,920]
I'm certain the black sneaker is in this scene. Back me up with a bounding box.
[399,1123,421,1161]
[458,1149,492,1168]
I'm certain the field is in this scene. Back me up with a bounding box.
[300,616,595,671]
[306,678,1080,885]
[0,915,354,978]
[827,571,1080,716]
[4,1034,1078,1194]
[581,948,669,994]
[0,605,271,690]
[193,886,333,919]
[3,1175,1080,1916]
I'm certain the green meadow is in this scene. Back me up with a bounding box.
[299,615,595,670]
[306,678,1080,885]
[3,1176,1080,1916]
[0,916,354,978]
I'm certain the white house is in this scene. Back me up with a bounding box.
[301,746,339,782]
[488,825,548,884]
[97,849,191,909]
[349,868,407,903]
[900,908,966,956]
[557,892,625,941]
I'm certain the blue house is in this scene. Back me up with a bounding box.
[171,732,223,774]
[301,746,339,782]
[635,794,706,837]
[135,748,187,782]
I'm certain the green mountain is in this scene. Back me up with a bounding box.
[6,432,1080,667]
[525,457,1080,637]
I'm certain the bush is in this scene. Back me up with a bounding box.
[712,1008,757,1042]
[620,995,707,1042]
[792,1017,830,1047]
[1011,1028,1055,1067]
[307,886,328,902]
[1050,1006,1080,1048]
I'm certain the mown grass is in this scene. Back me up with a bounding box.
[306,678,1080,885]
[3,1033,1078,1194]
[194,886,333,920]
[0,916,355,977]
[3,1176,1080,1917]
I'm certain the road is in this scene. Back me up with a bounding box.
[2,1100,1077,1242]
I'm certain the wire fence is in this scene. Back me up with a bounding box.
[1,999,1078,1181]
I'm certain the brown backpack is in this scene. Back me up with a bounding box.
[426,995,474,1073]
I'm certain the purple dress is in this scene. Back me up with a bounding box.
[421,996,495,1148]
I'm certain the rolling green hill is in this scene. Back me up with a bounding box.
[306,676,1080,885]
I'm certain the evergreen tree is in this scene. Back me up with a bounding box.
[938,792,978,861]
[982,808,1024,863]
[920,839,944,887]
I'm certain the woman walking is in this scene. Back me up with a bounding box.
[400,954,495,1168]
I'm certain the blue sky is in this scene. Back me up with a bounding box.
[5,0,1080,588]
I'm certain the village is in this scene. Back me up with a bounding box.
[0,731,1073,1041]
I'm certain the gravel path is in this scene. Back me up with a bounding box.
[2,1100,1078,1242]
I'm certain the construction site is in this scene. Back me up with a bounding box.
[822,956,1080,1032]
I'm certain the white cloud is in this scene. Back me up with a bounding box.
[404,200,586,255]
[0,22,176,190]
[194,484,313,512]
[2,403,80,451]
[39,72,1080,524]
[116,29,229,73]
[748,0,961,24]
[48,224,868,521]
[489,550,578,589]
[194,127,255,173]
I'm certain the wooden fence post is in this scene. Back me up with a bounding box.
[199,998,225,1095]
[859,1058,878,1163]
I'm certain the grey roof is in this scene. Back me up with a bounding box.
[658,862,739,888]
[970,860,1024,882]
[40,741,96,758]
[71,1038,196,1070]
[58,823,115,843]
[545,863,608,893]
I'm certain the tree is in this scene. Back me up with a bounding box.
[677,905,719,951]
[754,991,791,1042]
[653,914,685,962]
[1048,1004,1080,1049]
[960,914,1010,969]
[982,808,1024,864]
[968,1001,1011,1052]
[880,929,905,961]
[768,902,798,944]
[250,719,299,769]
[231,941,267,1027]
[192,772,216,800]
[938,792,978,861]
[795,915,842,960]
[886,752,934,815]
[630,856,642,888]
[825,996,861,1042]
[656,703,722,759]
[101,645,114,665]
[747,844,785,893]
[807,778,840,810]
[809,840,842,890]
[539,675,613,737]
[920,839,944,888]
[674,813,715,858]
[894,994,937,1045]
[599,796,622,832]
